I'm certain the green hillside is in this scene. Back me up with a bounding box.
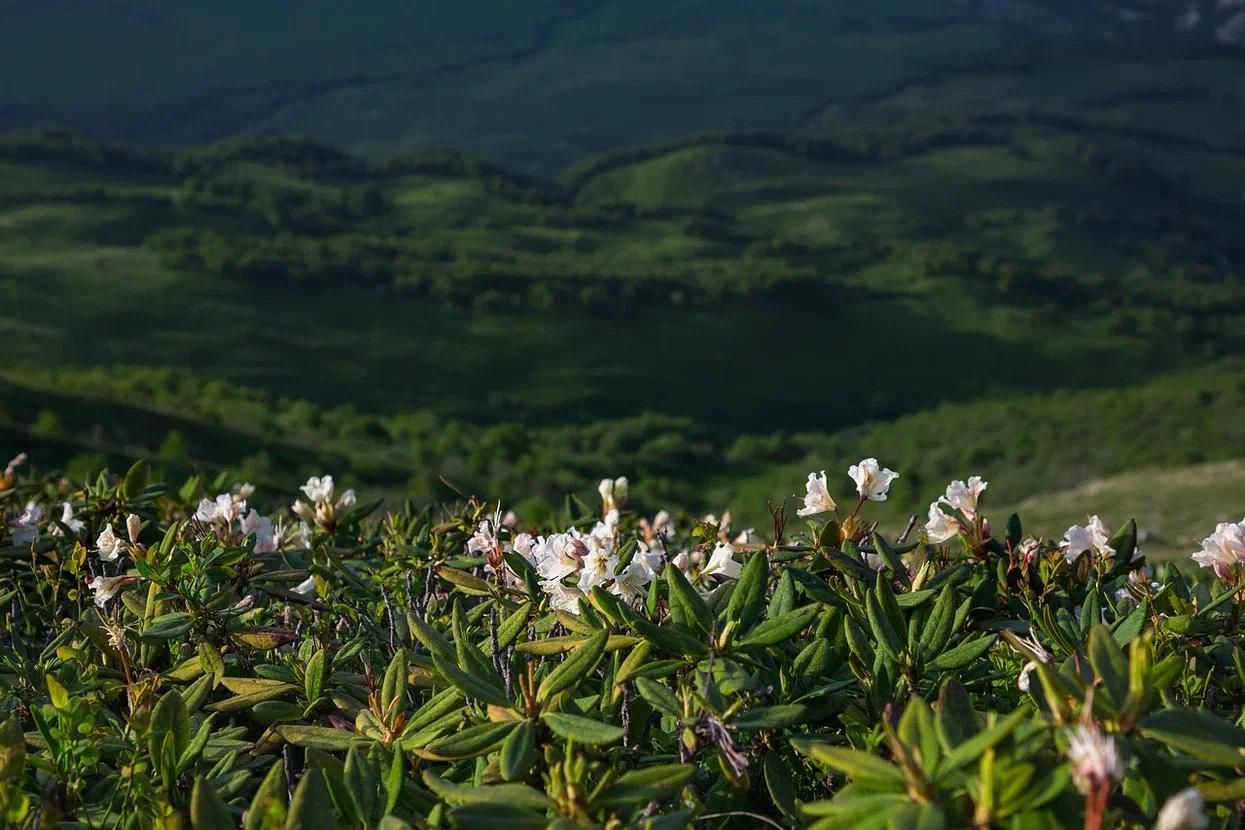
[1,1,1241,171]
[1,125,1241,435]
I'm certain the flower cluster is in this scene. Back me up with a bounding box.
[797,458,899,518]
[925,475,988,543]
[292,474,355,528]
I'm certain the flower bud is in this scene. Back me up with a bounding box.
[126,513,142,545]
[292,500,315,521]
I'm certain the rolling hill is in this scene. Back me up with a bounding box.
[1,1,1242,172]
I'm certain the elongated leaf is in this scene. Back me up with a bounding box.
[538,629,608,702]
[733,704,820,731]
[416,720,517,761]
[724,551,768,631]
[541,711,624,746]
[499,719,536,782]
[635,677,681,717]
[275,725,368,751]
[790,741,905,789]
[245,759,288,830]
[432,652,511,707]
[737,603,820,647]
[1140,709,1245,767]
[593,763,696,808]
[423,771,551,810]
[287,768,336,830]
[666,563,713,635]
[190,776,234,830]
[925,635,997,674]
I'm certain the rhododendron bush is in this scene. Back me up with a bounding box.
[1,455,1244,830]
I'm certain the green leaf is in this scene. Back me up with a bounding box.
[422,771,551,810]
[304,649,328,703]
[733,704,820,731]
[150,689,190,762]
[541,711,625,746]
[380,648,408,717]
[122,459,151,501]
[431,652,511,707]
[634,677,681,718]
[666,562,713,635]
[1087,624,1128,709]
[445,805,549,830]
[937,707,1029,775]
[737,603,820,647]
[768,569,796,619]
[790,740,905,789]
[763,751,799,824]
[593,763,696,808]
[143,611,194,640]
[1112,600,1148,647]
[1140,709,1245,767]
[418,720,516,760]
[724,551,768,631]
[245,759,288,830]
[190,776,234,830]
[925,635,997,674]
[499,719,536,782]
[343,747,378,824]
[538,629,608,702]
[866,590,904,664]
[629,615,708,658]
[919,586,958,659]
[287,768,336,830]
[275,725,368,751]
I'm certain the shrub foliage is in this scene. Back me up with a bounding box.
[1,455,1243,829]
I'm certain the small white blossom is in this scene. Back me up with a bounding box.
[797,471,837,517]
[1063,516,1115,563]
[1192,520,1245,579]
[849,458,899,502]
[292,500,315,522]
[9,501,44,545]
[701,543,741,580]
[86,575,128,608]
[292,575,317,596]
[300,475,335,503]
[237,482,256,499]
[1154,787,1208,830]
[941,476,988,519]
[1065,725,1123,795]
[925,501,963,544]
[50,502,85,537]
[466,520,500,557]
[95,523,126,561]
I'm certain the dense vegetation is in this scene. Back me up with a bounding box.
[2,456,1245,827]
[3,360,1245,557]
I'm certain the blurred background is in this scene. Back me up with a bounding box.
[0,0,1243,554]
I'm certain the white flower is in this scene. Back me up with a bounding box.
[1192,520,1245,579]
[338,489,356,509]
[578,546,616,595]
[9,501,44,545]
[300,475,335,503]
[292,500,315,522]
[466,520,499,557]
[598,477,628,513]
[1011,632,1052,693]
[941,476,988,519]
[50,502,85,537]
[501,511,518,529]
[543,581,584,615]
[1017,537,1041,566]
[849,458,899,502]
[86,575,128,608]
[733,528,758,545]
[797,471,837,517]
[529,533,583,584]
[610,555,655,603]
[237,483,256,499]
[1065,725,1123,795]
[512,532,536,561]
[701,543,741,580]
[925,502,962,544]
[95,523,126,562]
[292,575,317,596]
[1063,516,1115,563]
[272,519,312,551]
[240,510,275,553]
[1154,787,1208,830]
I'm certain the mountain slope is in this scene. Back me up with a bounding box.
[1,1,1241,171]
